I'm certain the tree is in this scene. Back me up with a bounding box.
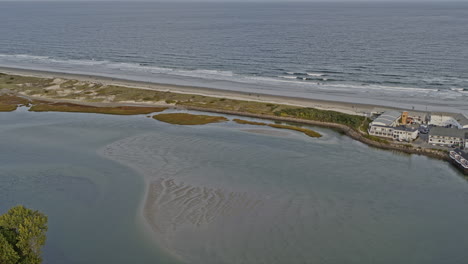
[0,206,48,264]
[0,233,20,264]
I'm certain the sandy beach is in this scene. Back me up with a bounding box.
[0,66,401,116]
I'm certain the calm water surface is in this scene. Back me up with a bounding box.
[1,109,468,263]
[0,2,467,112]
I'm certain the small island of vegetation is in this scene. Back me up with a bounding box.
[0,206,48,264]
[153,113,228,125]
[233,119,322,138]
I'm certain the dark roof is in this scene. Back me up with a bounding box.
[429,127,465,138]
[455,114,468,126]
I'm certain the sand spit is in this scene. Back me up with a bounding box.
[0,66,381,116]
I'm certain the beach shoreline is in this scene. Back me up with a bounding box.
[0,66,404,116]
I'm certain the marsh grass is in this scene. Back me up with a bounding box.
[153,113,228,125]
[268,124,322,138]
[233,119,322,138]
[29,103,167,115]
[0,104,17,111]
[233,119,268,126]
[0,94,31,111]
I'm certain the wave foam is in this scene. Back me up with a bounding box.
[0,53,466,100]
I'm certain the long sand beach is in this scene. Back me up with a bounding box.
[0,66,382,115]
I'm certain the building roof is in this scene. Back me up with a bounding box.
[429,127,465,138]
[394,126,418,132]
[371,110,401,127]
[455,114,468,127]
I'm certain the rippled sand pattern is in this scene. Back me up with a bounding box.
[145,178,263,233]
[99,132,325,263]
[99,129,468,264]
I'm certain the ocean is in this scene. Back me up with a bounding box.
[0,2,467,112]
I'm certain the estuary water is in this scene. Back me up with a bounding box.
[0,2,467,113]
[1,109,468,263]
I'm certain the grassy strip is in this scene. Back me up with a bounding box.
[233,119,322,138]
[232,119,268,126]
[269,124,322,138]
[153,113,228,125]
[363,134,390,144]
[29,103,167,115]
[274,108,368,130]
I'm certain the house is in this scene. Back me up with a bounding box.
[368,111,402,139]
[392,126,419,142]
[428,127,466,148]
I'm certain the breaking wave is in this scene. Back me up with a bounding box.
[0,53,466,100]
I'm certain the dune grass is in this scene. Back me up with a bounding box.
[153,113,228,125]
[275,107,369,130]
[29,103,167,115]
[233,118,322,138]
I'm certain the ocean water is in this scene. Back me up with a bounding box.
[0,2,467,112]
[1,109,468,263]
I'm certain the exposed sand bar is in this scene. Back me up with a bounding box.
[0,66,401,116]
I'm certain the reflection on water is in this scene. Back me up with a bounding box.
[1,109,468,264]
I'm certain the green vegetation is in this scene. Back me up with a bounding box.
[29,102,167,115]
[233,119,322,138]
[269,124,322,138]
[153,113,228,125]
[0,206,48,264]
[0,104,17,112]
[274,108,368,130]
[0,95,31,112]
[232,119,267,126]
[179,98,289,115]
[363,134,390,144]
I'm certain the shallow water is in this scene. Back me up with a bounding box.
[1,109,468,264]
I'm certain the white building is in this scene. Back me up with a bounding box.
[428,127,466,148]
[393,126,419,142]
[368,111,402,139]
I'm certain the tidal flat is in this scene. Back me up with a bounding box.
[2,109,468,264]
